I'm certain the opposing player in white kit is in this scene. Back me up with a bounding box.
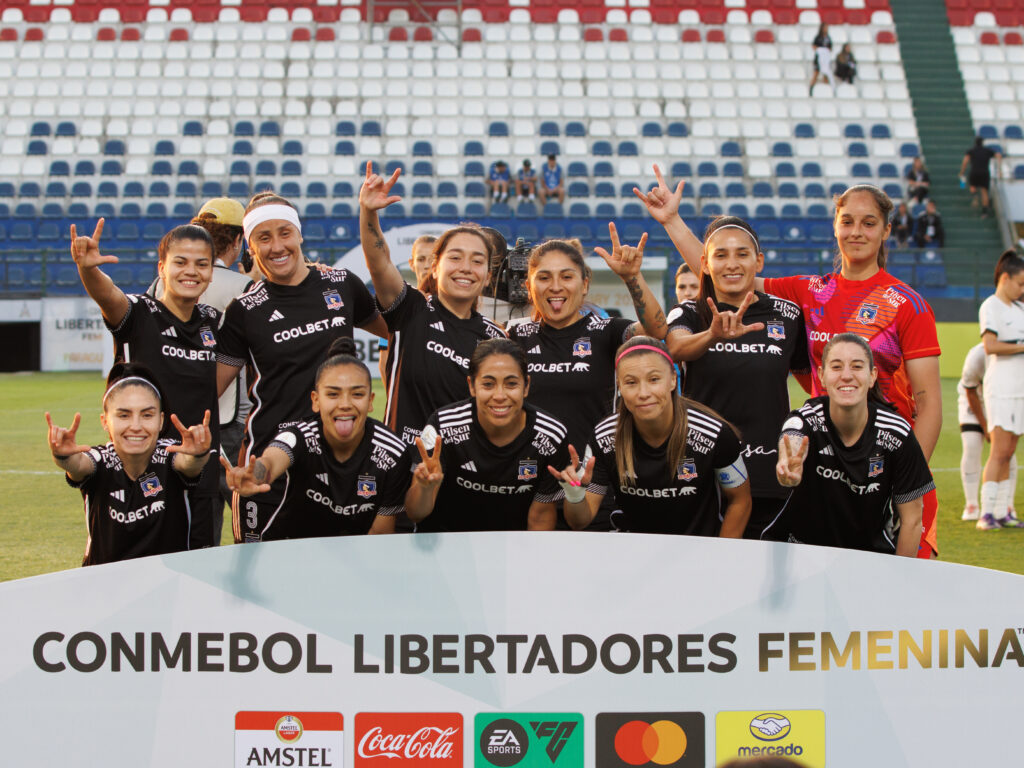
[958,342,1017,522]
[976,250,1024,530]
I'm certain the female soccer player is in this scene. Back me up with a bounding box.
[976,250,1024,529]
[215,192,386,542]
[71,220,222,548]
[561,337,751,536]
[358,162,506,448]
[405,339,583,531]
[47,364,211,566]
[957,342,1018,522]
[637,171,942,557]
[664,217,810,538]
[221,339,408,538]
[378,234,437,382]
[674,263,700,304]
[767,334,933,556]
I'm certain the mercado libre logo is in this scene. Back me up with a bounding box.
[595,712,704,767]
[715,710,825,768]
[475,713,583,767]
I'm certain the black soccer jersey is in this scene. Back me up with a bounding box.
[66,441,202,566]
[588,406,743,536]
[261,417,410,539]
[763,396,935,553]
[413,399,570,531]
[379,284,506,446]
[667,292,809,502]
[108,294,221,497]
[216,267,378,457]
[509,313,634,450]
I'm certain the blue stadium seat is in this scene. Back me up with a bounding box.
[699,182,721,198]
[801,162,823,178]
[542,202,564,218]
[671,162,692,178]
[794,123,815,139]
[489,121,509,137]
[541,140,560,156]
[804,183,826,198]
[851,162,872,178]
[725,182,747,198]
[146,204,167,218]
[758,222,782,243]
[1005,125,1024,140]
[151,160,173,176]
[171,202,193,217]
[255,160,277,176]
[848,142,868,158]
[844,124,865,139]
[230,160,251,175]
[333,181,354,197]
[594,181,615,198]
[517,201,538,219]
[0,183,13,199]
[116,222,141,241]
[148,181,170,197]
[305,182,327,198]
[621,202,644,219]
[334,140,355,156]
[360,121,381,136]
[617,141,638,156]
[775,162,796,178]
[74,160,95,176]
[619,182,638,197]
[1015,164,1024,180]
[331,202,354,217]
[67,203,89,217]
[412,160,434,176]
[870,124,891,139]
[568,181,590,197]
[183,121,203,136]
[464,161,484,177]
[883,183,903,199]
[778,182,800,199]
[41,203,64,219]
[667,122,688,137]
[593,161,614,177]
[234,121,255,137]
[37,221,61,242]
[828,182,846,196]
[752,182,774,198]
[380,202,406,219]
[899,143,920,158]
[780,203,803,218]
[877,163,898,178]
[772,142,793,157]
[55,121,76,137]
[412,181,433,198]
[10,220,34,237]
[565,122,586,137]
[697,162,718,177]
[45,182,66,197]
[542,221,567,239]
[282,140,303,156]
[568,202,591,220]
[259,121,281,137]
[806,203,829,219]
[103,140,125,156]
[700,202,723,217]
[540,121,560,137]
[281,160,302,176]
[19,182,40,197]
[381,160,402,176]
[100,160,122,176]
[720,141,742,157]
[178,160,199,176]
[464,181,486,197]
[48,160,70,177]
[175,181,197,197]
[437,181,458,198]
[304,222,327,241]
[437,202,459,218]
[27,140,48,156]
[567,161,588,177]
[464,141,484,156]
[233,140,254,155]
[71,181,92,197]
[202,181,223,197]
[464,202,486,218]
[228,181,250,197]
[490,202,512,219]
[336,121,356,136]
[410,202,434,219]
[591,141,614,157]
[516,222,540,241]
[642,122,663,137]
[412,141,433,157]
[119,202,142,218]
[151,141,174,158]
[727,203,749,218]
[980,125,1000,140]
[722,162,743,178]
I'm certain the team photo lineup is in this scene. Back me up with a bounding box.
[43,152,1024,568]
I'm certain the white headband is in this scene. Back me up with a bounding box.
[103,376,161,407]
[704,223,760,252]
[243,204,302,241]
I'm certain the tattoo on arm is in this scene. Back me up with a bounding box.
[625,277,646,324]
[374,238,385,250]
[253,460,267,484]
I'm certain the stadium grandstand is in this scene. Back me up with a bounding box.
[0,0,1018,315]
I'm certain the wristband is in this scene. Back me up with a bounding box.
[561,481,586,504]
[52,453,73,461]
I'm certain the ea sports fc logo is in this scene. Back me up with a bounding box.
[595,713,704,767]
[276,715,303,743]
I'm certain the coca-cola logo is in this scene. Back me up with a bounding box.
[355,713,463,766]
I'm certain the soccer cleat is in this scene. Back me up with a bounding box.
[961,505,980,521]
[976,513,1002,531]
[997,510,1024,528]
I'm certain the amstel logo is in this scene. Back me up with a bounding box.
[275,715,303,744]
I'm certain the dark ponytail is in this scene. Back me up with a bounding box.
[315,337,371,386]
[103,363,169,435]
[994,249,1024,288]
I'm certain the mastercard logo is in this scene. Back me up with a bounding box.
[613,720,688,766]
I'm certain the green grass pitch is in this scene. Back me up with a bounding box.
[1,322,1021,581]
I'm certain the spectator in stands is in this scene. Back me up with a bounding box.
[834,43,857,85]
[960,136,1002,218]
[516,159,537,202]
[538,154,565,205]
[809,23,833,96]
[905,156,931,204]
[487,160,511,204]
[674,263,700,303]
[893,201,915,247]
[914,199,945,248]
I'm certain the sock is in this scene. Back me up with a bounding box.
[981,480,999,520]
[1009,456,1018,514]
[994,480,1012,521]
[960,432,983,508]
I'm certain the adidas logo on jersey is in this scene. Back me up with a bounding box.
[461,461,477,472]
[430,320,445,332]
[269,309,285,322]
[161,327,177,338]
[819,445,833,456]
[528,345,542,354]
[109,489,125,502]
[316,473,329,484]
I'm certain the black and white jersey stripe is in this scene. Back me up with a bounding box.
[371,424,406,459]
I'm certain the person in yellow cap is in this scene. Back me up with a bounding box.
[148,198,256,544]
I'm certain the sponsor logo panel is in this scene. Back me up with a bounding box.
[235,711,343,768]
[715,710,825,768]
[595,712,704,768]
[354,712,462,765]
[475,712,583,767]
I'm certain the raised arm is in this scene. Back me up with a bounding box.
[667,293,766,363]
[220,446,291,496]
[776,433,809,487]
[547,444,597,530]
[166,411,212,478]
[70,219,130,326]
[45,412,94,482]
[358,161,407,309]
[404,436,443,522]
[594,223,667,339]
